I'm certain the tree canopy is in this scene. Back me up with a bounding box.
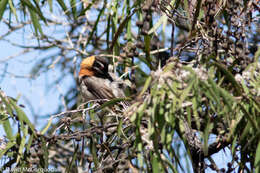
[0,0,259,172]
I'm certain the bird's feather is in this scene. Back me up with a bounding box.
[82,76,115,100]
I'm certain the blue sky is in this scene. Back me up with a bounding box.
[0,22,73,127]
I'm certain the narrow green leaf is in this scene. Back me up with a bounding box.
[78,1,95,17]
[3,118,13,140]
[8,0,18,21]
[138,76,152,97]
[218,87,234,111]
[160,123,166,144]
[21,0,46,22]
[148,113,154,137]
[163,153,178,173]
[110,8,136,51]
[57,0,69,16]
[9,99,36,136]
[137,103,147,119]
[98,97,129,110]
[240,121,251,141]
[179,78,195,106]
[66,144,79,173]
[231,136,237,156]
[130,112,137,122]
[0,141,16,158]
[40,136,48,168]
[70,0,77,19]
[183,0,188,15]
[213,62,242,96]
[242,130,260,153]
[144,35,153,69]
[106,14,111,50]
[148,14,167,35]
[47,0,53,12]
[32,0,46,22]
[137,142,143,167]
[169,144,184,172]
[90,138,99,168]
[192,97,200,129]
[87,5,105,45]
[207,78,221,105]
[17,127,27,164]
[126,19,132,41]
[26,134,34,151]
[238,103,258,131]
[126,0,131,41]
[0,0,8,20]
[28,8,43,36]
[255,141,260,172]
[41,117,53,135]
[203,122,213,156]
[152,154,159,173]
[198,8,204,21]
[117,119,123,137]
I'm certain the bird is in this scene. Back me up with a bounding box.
[78,56,128,106]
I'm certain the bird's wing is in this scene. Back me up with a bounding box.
[82,76,115,100]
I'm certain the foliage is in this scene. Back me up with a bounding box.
[0,0,259,172]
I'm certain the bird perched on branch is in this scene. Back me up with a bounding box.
[78,56,128,107]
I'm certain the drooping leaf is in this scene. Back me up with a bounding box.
[86,5,105,45]
[57,0,70,16]
[0,0,8,20]
[28,8,43,36]
[9,99,36,136]
[3,118,13,140]
[255,141,260,172]
[148,14,167,35]
[8,0,18,21]
[70,0,77,19]
[213,62,242,96]
[66,144,79,173]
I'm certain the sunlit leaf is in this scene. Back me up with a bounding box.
[152,154,159,173]
[41,117,53,135]
[138,76,152,97]
[255,141,260,172]
[0,0,8,20]
[148,14,167,35]
[3,118,13,140]
[0,141,15,158]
